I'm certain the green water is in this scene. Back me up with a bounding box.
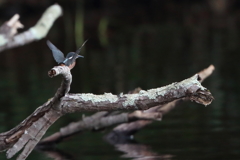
[0,0,240,159]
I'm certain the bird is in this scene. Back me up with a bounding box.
[46,40,87,69]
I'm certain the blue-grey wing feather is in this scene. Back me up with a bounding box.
[75,39,88,54]
[47,40,65,63]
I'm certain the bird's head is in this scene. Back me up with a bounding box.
[66,52,75,59]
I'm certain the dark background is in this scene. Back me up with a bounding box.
[0,0,239,159]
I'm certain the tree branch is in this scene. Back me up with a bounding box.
[49,66,72,102]
[0,4,62,52]
[60,74,213,114]
[0,66,71,160]
[39,65,215,145]
[0,65,213,160]
[111,65,215,136]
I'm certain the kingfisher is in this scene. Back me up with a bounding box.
[47,40,87,70]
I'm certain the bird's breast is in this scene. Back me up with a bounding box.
[68,61,76,70]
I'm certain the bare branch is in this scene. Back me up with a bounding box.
[60,74,213,114]
[0,14,24,43]
[39,66,214,145]
[198,64,215,83]
[49,66,72,101]
[0,66,71,160]
[112,65,215,136]
[0,4,62,52]
[0,65,214,160]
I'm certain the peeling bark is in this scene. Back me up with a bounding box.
[0,66,71,160]
[60,74,212,114]
[39,65,215,145]
[111,65,215,136]
[0,65,214,160]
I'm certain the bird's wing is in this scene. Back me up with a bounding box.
[75,39,88,54]
[46,40,65,64]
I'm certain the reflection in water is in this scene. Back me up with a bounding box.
[105,131,173,160]
[116,144,173,160]
[36,148,73,160]
[0,0,240,159]
[36,146,74,160]
[38,133,174,160]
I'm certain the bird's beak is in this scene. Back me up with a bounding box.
[78,55,84,58]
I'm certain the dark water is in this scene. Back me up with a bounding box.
[0,0,240,160]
